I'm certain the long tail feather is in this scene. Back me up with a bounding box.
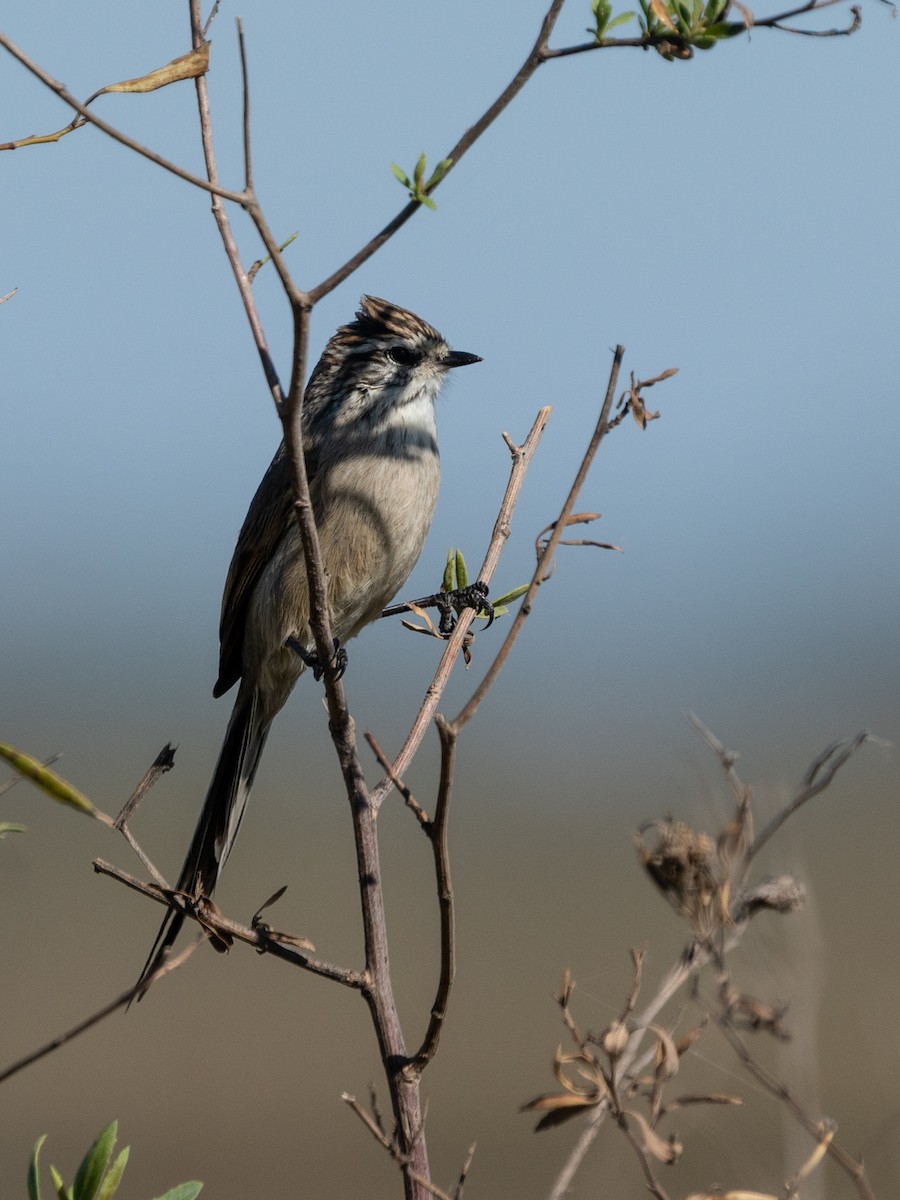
[133,688,269,999]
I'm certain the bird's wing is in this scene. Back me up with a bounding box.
[214,443,296,697]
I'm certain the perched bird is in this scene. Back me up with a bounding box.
[136,296,480,993]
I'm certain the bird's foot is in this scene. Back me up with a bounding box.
[435,580,494,634]
[286,635,348,681]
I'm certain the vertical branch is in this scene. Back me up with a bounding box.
[409,715,458,1072]
[187,1,284,406]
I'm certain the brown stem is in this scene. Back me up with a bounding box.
[452,347,624,732]
[409,715,458,1072]
[307,0,567,302]
[370,406,551,812]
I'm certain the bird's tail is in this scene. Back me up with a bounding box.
[133,687,270,999]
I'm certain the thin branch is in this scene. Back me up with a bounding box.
[541,0,860,58]
[748,731,870,863]
[365,732,429,827]
[370,406,552,811]
[0,32,245,202]
[705,999,875,1200]
[188,1,286,406]
[113,743,176,829]
[617,1115,675,1200]
[0,941,198,1085]
[237,18,254,192]
[409,715,458,1072]
[342,1095,459,1200]
[452,347,625,732]
[306,0,567,302]
[93,857,364,988]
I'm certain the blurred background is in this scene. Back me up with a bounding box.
[2,2,898,1197]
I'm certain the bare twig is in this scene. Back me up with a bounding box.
[113,743,176,829]
[307,0,568,302]
[0,940,198,1085]
[452,347,626,732]
[94,857,363,989]
[748,730,871,862]
[187,1,286,407]
[409,715,458,1072]
[703,996,874,1200]
[370,406,552,811]
[365,732,429,827]
[0,33,244,199]
[342,1094,460,1200]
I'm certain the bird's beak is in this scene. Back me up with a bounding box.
[445,350,482,369]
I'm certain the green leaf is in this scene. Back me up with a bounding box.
[442,548,457,593]
[413,152,427,189]
[150,1184,204,1200]
[590,0,613,35]
[420,196,437,210]
[95,1147,129,1200]
[0,822,26,838]
[390,162,410,187]
[455,549,469,589]
[426,157,452,188]
[492,584,529,606]
[28,1134,47,1200]
[606,11,638,28]
[72,1121,117,1200]
[48,1165,69,1200]
[0,743,96,817]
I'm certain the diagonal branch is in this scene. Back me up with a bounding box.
[306,0,567,302]
[452,346,625,732]
[370,406,552,811]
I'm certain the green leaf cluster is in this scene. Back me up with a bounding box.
[390,153,452,210]
[637,0,745,54]
[589,0,744,52]
[28,1122,202,1200]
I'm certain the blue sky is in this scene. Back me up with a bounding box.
[2,3,899,1197]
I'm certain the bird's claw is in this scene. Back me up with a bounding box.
[286,635,348,681]
[438,580,493,634]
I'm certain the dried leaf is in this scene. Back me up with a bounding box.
[557,969,574,1007]
[665,1091,743,1111]
[400,602,443,638]
[625,1109,682,1163]
[684,1193,778,1200]
[674,1020,707,1056]
[788,1118,836,1188]
[84,43,210,104]
[521,1092,601,1132]
[650,1024,680,1079]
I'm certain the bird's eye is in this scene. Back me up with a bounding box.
[386,345,418,366]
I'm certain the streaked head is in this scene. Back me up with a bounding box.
[305,296,481,428]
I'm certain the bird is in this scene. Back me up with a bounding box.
[135,295,481,995]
